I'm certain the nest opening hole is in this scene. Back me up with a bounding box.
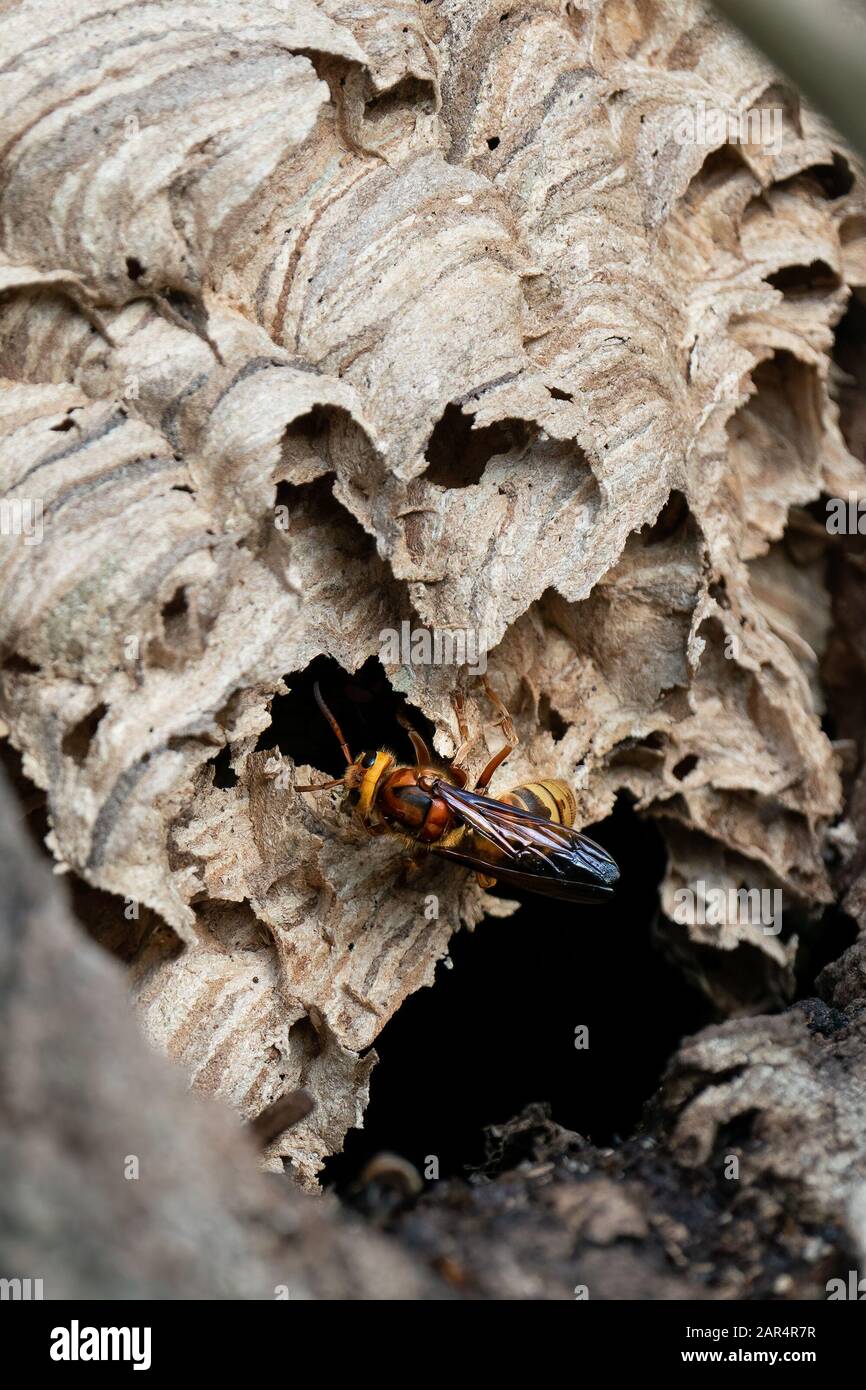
[323,798,713,1190]
[255,654,436,779]
[423,405,535,488]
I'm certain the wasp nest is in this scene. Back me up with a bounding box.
[1,0,865,1195]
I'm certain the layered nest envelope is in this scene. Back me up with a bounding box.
[2,0,866,1298]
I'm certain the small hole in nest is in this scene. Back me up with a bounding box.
[160,586,190,645]
[641,489,691,546]
[62,703,108,765]
[831,293,866,464]
[162,586,187,620]
[125,256,145,281]
[4,652,40,674]
[799,153,855,200]
[255,654,434,779]
[211,745,238,789]
[765,259,839,297]
[423,405,534,488]
[538,693,568,741]
[289,1015,323,1062]
[672,754,699,781]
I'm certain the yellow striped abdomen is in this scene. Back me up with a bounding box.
[469,780,577,886]
[498,780,576,826]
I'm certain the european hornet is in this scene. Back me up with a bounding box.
[295,681,620,903]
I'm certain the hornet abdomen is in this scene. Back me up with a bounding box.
[497,780,577,826]
[469,780,577,884]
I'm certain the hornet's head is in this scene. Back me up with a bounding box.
[343,748,395,818]
[293,686,395,821]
